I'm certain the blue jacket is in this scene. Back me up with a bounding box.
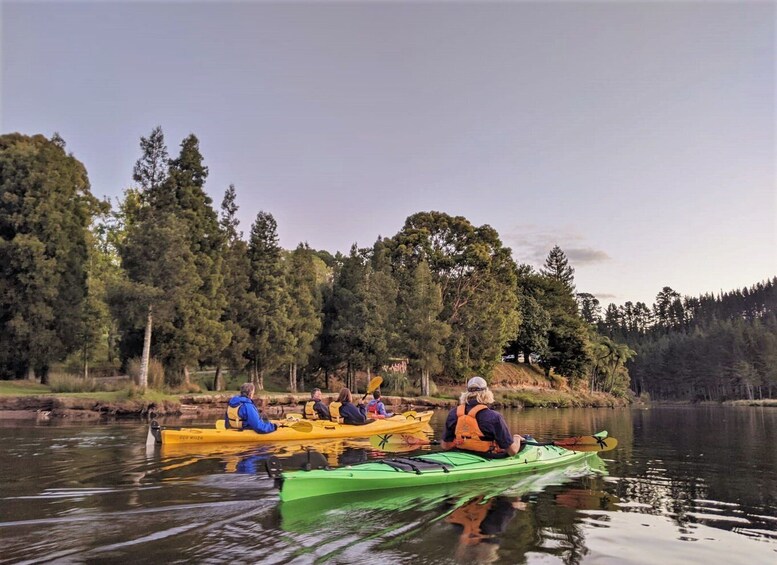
[225,396,277,434]
[339,401,368,425]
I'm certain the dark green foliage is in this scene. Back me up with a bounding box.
[0,133,100,381]
[246,211,292,389]
[285,243,324,391]
[326,245,371,390]
[217,185,252,380]
[577,292,601,324]
[398,259,450,395]
[541,245,575,292]
[604,278,777,400]
[387,211,520,379]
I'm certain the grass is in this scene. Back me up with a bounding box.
[0,380,50,396]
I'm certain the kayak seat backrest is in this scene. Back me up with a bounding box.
[381,457,452,475]
[303,401,319,420]
[329,402,344,423]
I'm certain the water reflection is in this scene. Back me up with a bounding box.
[1,406,777,563]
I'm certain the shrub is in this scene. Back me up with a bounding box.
[126,357,165,389]
[381,371,411,396]
[49,373,105,393]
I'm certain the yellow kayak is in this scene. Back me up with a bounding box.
[148,411,434,445]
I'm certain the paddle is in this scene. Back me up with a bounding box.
[215,419,313,433]
[369,431,618,453]
[360,376,383,402]
[402,410,419,420]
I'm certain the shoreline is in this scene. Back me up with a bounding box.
[0,387,630,421]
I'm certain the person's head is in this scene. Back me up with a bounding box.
[337,387,352,403]
[240,382,255,399]
[459,376,494,405]
[372,390,381,400]
[311,388,322,401]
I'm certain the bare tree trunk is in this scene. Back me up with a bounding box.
[82,337,89,380]
[213,365,222,391]
[289,363,297,393]
[421,369,429,396]
[258,369,264,391]
[139,306,153,389]
[183,365,191,386]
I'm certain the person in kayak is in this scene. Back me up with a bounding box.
[304,388,330,420]
[441,376,523,457]
[329,387,369,425]
[366,389,393,418]
[225,382,277,434]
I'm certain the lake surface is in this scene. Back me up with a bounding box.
[1,405,776,564]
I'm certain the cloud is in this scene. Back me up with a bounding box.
[504,224,611,267]
[565,248,611,265]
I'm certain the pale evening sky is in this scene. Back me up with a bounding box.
[1,0,775,306]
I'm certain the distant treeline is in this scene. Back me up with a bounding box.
[1,130,771,401]
[593,280,777,400]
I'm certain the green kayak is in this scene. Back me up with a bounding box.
[278,438,604,503]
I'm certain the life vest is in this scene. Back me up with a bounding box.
[226,404,244,429]
[304,401,319,420]
[453,404,504,454]
[329,401,344,423]
[367,400,386,419]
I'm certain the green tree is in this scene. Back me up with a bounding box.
[215,184,252,390]
[508,267,550,365]
[246,211,292,390]
[161,134,229,383]
[0,133,100,382]
[398,259,450,395]
[285,243,323,392]
[328,245,370,391]
[541,245,575,292]
[577,292,601,324]
[362,239,399,378]
[387,212,520,379]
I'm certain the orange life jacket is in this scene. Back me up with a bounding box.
[445,496,493,546]
[453,404,504,454]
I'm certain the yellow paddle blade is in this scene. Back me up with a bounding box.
[402,410,419,421]
[367,376,383,394]
[215,420,226,430]
[282,420,313,433]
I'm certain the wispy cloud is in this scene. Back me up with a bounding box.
[566,248,611,265]
[504,224,612,267]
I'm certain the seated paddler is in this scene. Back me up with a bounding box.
[441,376,524,457]
[329,387,369,425]
[225,382,277,434]
[304,387,330,420]
[366,389,393,418]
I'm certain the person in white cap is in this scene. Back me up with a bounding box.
[441,376,524,457]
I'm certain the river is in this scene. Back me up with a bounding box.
[1,405,776,564]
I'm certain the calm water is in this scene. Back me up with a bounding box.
[1,405,776,564]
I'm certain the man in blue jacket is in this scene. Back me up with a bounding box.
[225,382,277,434]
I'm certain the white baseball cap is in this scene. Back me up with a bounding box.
[466,376,488,391]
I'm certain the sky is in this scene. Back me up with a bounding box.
[1,0,775,306]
